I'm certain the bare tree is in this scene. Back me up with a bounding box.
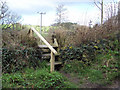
[94,0,103,24]
[118,1,120,27]
[0,1,9,22]
[103,1,118,29]
[56,4,67,25]
[0,0,21,30]
[104,2,118,19]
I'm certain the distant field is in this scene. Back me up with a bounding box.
[1,24,22,30]
[24,25,59,39]
[24,25,55,32]
[1,24,58,33]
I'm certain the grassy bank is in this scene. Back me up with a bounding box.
[2,68,77,88]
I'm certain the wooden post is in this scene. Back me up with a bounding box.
[50,51,55,72]
[54,38,58,47]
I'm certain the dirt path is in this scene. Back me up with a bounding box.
[60,71,120,88]
[59,71,81,87]
[60,71,79,83]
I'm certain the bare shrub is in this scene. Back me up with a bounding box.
[48,17,119,48]
[2,28,39,50]
[47,27,71,47]
[73,20,119,46]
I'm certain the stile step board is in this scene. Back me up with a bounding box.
[42,53,59,57]
[38,45,58,49]
[42,53,60,59]
[47,62,62,65]
[42,49,50,53]
[42,54,51,57]
[42,57,50,59]
[39,45,59,59]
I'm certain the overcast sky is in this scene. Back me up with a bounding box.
[6,0,119,26]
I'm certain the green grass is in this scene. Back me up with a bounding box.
[62,56,119,86]
[78,68,104,83]
[2,68,77,88]
[62,55,119,86]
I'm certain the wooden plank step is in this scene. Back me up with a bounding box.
[38,45,58,49]
[47,62,62,65]
[42,53,59,57]
[42,54,51,57]
[42,49,50,53]
[42,53,60,59]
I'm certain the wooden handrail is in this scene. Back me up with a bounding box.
[31,27,58,55]
[54,38,58,47]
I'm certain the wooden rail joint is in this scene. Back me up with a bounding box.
[52,34,58,47]
[31,27,58,55]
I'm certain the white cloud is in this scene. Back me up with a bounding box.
[7,0,117,10]
[65,3,100,26]
[22,11,56,26]
[22,15,38,25]
[6,0,118,26]
[7,0,55,9]
[7,0,56,16]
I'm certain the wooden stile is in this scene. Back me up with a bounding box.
[31,27,58,72]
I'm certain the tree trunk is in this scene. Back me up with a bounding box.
[118,1,120,28]
[101,0,103,24]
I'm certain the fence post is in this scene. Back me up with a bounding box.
[50,51,55,72]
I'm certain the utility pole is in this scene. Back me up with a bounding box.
[37,12,46,34]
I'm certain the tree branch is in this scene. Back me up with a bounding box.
[94,0,101,10]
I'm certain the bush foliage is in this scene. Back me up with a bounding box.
[2,47,43,73]
[60,32,120,84]
[2,27,42,73]
[60,31,119,65]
